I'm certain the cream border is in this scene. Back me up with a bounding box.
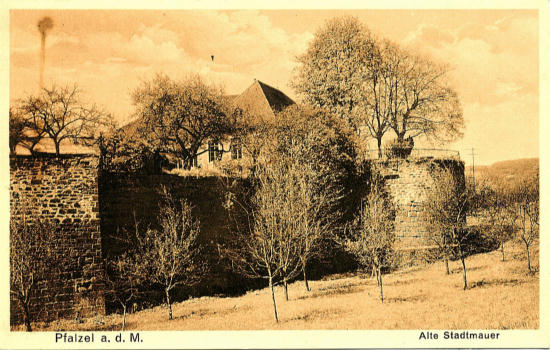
[1,0,548,349]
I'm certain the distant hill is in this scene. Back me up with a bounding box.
[466,158,539,188]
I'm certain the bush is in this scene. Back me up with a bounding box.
[99,130,165,174]
[384,137,414,159]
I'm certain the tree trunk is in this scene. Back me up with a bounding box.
[501,242,505,262]
[526,243,532,272]
[268,277,279,323]
[460,255,468,290]
[377,137,382,159]
[378,267,384,303]
[165,288,173,320]
[23,302,32,332]
[445,258,450,275]
[303,266,310,292]
[54,140,60,157]
[122,304,127,331]
[283,278,289,301]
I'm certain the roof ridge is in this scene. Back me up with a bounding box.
[253,79,271,111]
[253,79,295,111]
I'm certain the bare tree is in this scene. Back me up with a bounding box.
[134,188,204,320]
[19,84,110,156]
[355,39,402,157]
[221,156,325,319]
[104,252,142,330]
[265,106,351,294]
[387,51,464,145]
[424,168,472,289]
[480,185,516,261]
[343,175,396,302]
[220,168,286,322]
[10,104,47,155]
[132,73,234,169]
[10,215,55,331]
[514,175,539,272]
[9,107,28,154]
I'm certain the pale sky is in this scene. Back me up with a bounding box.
[9,9,539,165]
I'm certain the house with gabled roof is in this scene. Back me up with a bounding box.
[186,79,295,170]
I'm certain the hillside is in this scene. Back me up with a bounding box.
[466,158,539,188]
[17,240,538,331]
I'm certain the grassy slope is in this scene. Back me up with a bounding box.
[21,240,538,331]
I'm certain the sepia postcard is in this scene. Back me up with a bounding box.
[1,0,549,349]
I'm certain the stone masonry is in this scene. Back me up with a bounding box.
[9,153,464,325]
[10,154,105,324]
[375,158,465,250]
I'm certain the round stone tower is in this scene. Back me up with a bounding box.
[371,157,465,251]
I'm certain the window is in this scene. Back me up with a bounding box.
[231,138,242,160]
[208,141,222,162]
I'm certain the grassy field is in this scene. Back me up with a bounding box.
[20,240,538,331]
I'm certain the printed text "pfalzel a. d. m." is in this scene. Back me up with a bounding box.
[55,332,143,343]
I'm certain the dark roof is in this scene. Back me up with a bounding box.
[232,80,295,120]
[256,80,295,113]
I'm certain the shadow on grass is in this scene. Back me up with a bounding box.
[320,271,357,281]
[174,304,252,321]
[385,278,420,287]
[469,278,528,289]
[295,283,364,300]
[510,265,540,275]
[286,308,346,323]
[384,294,427,303]
[450,265,484,274]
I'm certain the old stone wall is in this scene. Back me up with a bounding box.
[9,153,465,325]
[375,158,465,251]
[10,155,105,324]
[98,174,258,304]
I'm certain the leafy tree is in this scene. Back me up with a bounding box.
[232,107,279,177]
[10,215,55,331]
[424,168,472,289]
[132,73,234,169]
[292,16,464,156]
[134,188,205,320]
[19,84,111,156]
[343,175,396,302]
[292,17,377,137]
[98,127,160,174]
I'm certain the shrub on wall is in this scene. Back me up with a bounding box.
[384,137,414,159]
[99,130,164,174]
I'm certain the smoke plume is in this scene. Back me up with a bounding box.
[37,17,54,89]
